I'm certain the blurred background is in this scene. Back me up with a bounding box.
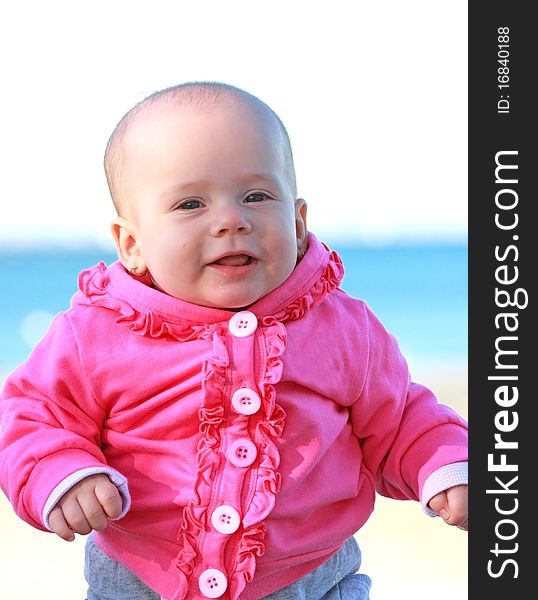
[0,1,467,598]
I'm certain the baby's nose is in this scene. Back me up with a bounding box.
[210,204,252,236]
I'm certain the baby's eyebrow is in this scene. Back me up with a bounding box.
[160,180,211,198]
[238,172,280,185]
[160,173,282,199]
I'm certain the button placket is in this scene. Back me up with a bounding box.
[193,312,260,596]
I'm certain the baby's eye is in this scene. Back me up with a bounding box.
[244,193,270,203]
[177,199,203,210]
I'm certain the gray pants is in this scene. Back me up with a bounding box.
[85,535,371,599]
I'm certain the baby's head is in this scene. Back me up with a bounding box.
[105,82,308,310]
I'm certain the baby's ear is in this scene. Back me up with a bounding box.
[110,217,145,273]
[295,197,308,251]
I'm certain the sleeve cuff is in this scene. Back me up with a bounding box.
[42,467,131,530]
[421,461,468,517]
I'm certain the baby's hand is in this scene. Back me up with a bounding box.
[48,473,123,542]
[428,484,468,531]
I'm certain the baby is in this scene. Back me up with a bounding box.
[0,82,468,600]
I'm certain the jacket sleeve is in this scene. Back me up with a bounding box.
[0,311,113,530]
[349,304,468,502]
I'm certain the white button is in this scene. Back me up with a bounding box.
[228,311,257,337]
[227,438,257,467]
[231,388,261,415]
[211,504,241,534]
[198,568,228,598]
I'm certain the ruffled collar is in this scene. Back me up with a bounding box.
[72,232,344,339]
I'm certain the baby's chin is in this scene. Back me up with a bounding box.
[172,290,261,312]
[196,291,267,313]
[201,298,257,313]
[150,271,289,311]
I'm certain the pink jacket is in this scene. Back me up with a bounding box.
[0,233,467,600]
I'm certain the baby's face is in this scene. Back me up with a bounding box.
[116,99,307,310]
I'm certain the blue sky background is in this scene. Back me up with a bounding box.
[0,1,467,250]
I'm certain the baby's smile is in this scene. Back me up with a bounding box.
[211,253,255,267]
[207,252,258,277]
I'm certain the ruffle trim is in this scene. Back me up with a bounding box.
[73,263,215,342]
[72,248,344,341]
[264,247,344,325]
[174,320,287,600]
[175,328,228,587]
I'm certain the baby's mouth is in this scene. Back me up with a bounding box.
[212,254,254,267]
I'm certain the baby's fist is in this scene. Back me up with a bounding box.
[428,484,468,531]
[48,473,123,541]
